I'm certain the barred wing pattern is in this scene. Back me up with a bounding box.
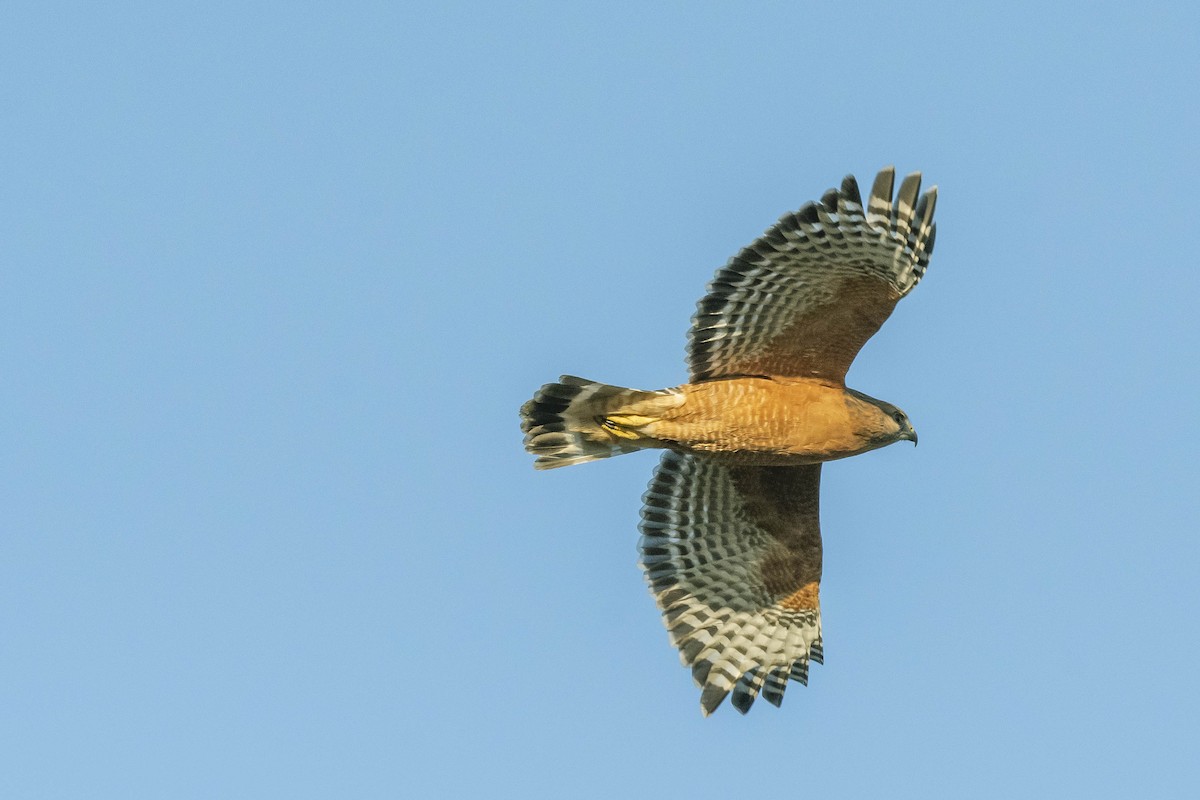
[639,451,825,715]
[688,167,938,383]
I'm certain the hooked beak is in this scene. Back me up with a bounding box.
[898,424,918,447]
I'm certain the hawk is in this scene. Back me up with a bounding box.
[520,167,938,715]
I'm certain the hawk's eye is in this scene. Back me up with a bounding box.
[893,412,905,424]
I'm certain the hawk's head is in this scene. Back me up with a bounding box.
[846,389,918,448]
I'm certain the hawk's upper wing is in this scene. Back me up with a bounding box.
[687,167,937,384]
[639,451,825,715]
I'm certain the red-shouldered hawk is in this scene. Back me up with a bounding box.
[520,167,938,715]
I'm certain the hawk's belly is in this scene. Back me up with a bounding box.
[644,377,880,465]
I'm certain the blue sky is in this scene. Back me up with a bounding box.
[3,1,1199,797]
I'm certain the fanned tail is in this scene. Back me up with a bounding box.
[520,376,679,470]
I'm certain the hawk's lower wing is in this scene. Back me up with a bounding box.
[639,451,825,716]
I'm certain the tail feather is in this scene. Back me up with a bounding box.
[520,376,679,470]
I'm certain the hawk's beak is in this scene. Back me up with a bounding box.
[899,425,918,446]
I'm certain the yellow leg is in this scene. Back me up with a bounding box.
[597,415,654,440]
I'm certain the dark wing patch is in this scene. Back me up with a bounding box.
[639,451,824,716]
[687,167,938,383]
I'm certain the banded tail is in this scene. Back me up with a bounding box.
[520,376,682,470]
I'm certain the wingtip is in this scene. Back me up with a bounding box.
[895,172,923,219]
[868,166,896,220]
[839,174,862,207]
[699,684,729,716]
[918,185,938,228]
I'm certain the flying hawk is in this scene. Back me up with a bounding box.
[520,167,938,715]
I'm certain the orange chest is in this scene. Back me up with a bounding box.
[671,378,865,459]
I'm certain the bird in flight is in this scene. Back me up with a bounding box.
[520,167,938,715]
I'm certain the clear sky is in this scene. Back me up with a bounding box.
[3,1,1199,797]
